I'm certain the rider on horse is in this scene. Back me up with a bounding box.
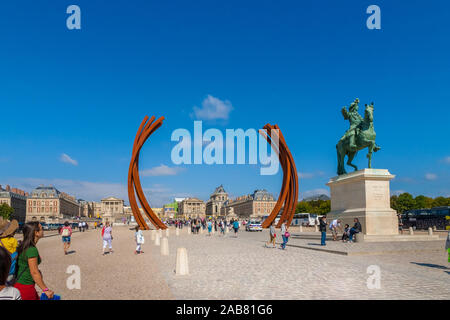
[340,98,363,151]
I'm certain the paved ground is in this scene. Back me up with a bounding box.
[21,226,450,300]
[151,227,450,300]
[30,227,173,300]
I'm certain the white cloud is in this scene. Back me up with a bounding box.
[441,156,450,164]
[60,153,78,166]
[140,164,184,177]
[298,171,326,179]
[425,173,437,181]
[300,188,330,199]
[10,178,127,202]
[192,95,233,120]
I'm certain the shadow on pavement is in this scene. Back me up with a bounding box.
[410,262,450,270]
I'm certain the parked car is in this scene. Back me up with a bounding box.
[245,220,263,232]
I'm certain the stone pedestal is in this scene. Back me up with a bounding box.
[326,169,398,236]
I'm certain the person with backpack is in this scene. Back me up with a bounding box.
[14,222,54,300]
[0,218,19,284]
[134,226,145,254]
[0,246,21,300]
[59,221,73,255]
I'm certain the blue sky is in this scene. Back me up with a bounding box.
[0,0,449,206]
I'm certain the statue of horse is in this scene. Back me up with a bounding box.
[336,103,381,175]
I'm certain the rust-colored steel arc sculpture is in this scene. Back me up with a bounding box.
[128,118,298,231]
[260,124,299,229]
[128,116,167,230]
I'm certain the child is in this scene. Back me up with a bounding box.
[342,224,350,242]
[0,246,21,300]
[0,218,19,283]
[134,226,144,254]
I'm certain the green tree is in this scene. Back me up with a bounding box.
[296,201,312,213]
[390,195,398,213]
[432,196,450,208]
[0,203,14,220]
[395,193,416,214]
[318,200,331,215]
[414,195,434,209]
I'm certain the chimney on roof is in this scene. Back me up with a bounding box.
[6,185,10,192]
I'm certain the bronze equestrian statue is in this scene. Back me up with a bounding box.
[336,99,381,175]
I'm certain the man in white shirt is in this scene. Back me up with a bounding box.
[329,219,341,241]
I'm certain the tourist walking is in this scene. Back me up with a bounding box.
[348,218,362,243]
[219,220,225,235]
[0,246,21,300]
[59,221,73,255]
[266,221,276,248]
[14,222,54,300]
[280,221,290,250]
[233,220,239,236]
[319,216,327,246]
[207,220,213,236]
[78,221,82,232]
[134,226,144,254]
[82,221,87,232]
[102,222,113,255]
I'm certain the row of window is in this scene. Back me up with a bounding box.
[28,206,58,213]
[28,200,58,207]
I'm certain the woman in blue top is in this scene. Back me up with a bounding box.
[207,220,212,236]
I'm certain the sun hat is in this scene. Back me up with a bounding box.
[0,217,19,238]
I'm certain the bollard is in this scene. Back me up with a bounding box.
[155,234,161,246]
[433,226,437,231]
[176,228,180,236]
[428,227,433,236]
[409,227,414,235]
[166,228,170,237]
[161,237,169,256]
[299,225,303,233]
[151,230,156,241]
[225,225,229,233]
[314,224,319,232]
[158,229,163,238]
[187,227,191,235]
[176,248,189,275]
[200,227,203,234]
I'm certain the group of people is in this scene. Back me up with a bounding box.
[318,217,362,246]
[77,221,88,232]
[0,218,55,300]
[265,221,291,250]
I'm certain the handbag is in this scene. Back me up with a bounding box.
[284,231,290,238]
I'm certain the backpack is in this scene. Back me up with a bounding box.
[0,240,18,277]
[61,227,70,237]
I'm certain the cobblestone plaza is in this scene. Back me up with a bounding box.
[33,226,449,300]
